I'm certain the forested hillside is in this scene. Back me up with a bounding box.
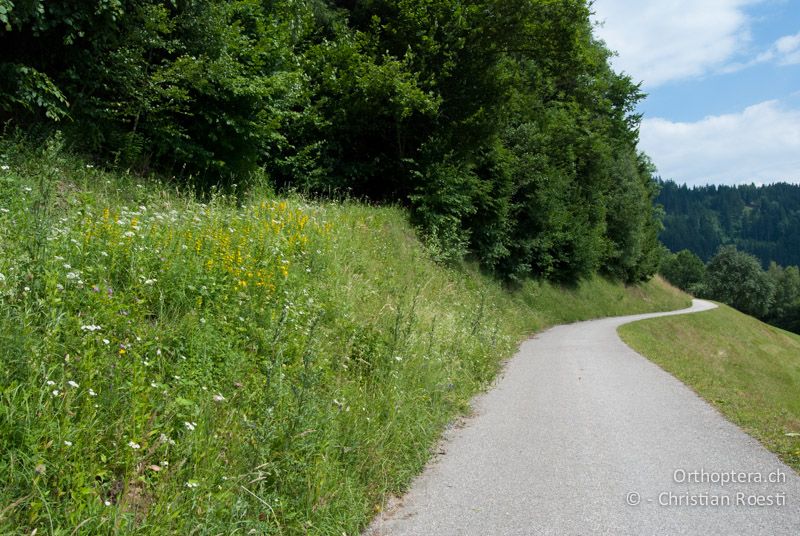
[1,0,661,283]
[658,180,800,267]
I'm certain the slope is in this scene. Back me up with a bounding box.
[0,143,688,534]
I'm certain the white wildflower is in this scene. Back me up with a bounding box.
[144,278,156,285]
[52,390,60,396]
[66,272,79,280]
[184,421,196,431]
[67,380,79,388]
[63,263,71,270]
[88,388,97,397]
[0,165,9,171]
[81,325,102,332]
[185,481,199,488]
[102,339,110,345]
[123,231,135,238]
[104,500,111,506]
[127,441,141,450]
[46,380,55,386]
[212,393,226,402]
[63,440,72,447]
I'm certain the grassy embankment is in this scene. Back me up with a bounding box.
[0,140,688,534]
[619,304,800,473]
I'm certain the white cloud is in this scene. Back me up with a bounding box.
[724,30,800,72]
[770,31,800,65]
[639,100,800,185]
[592,0,758,87]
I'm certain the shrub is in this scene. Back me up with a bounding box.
[702,246,774,317]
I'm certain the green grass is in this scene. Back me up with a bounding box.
[619,304,800,474]
[0,139,689,534]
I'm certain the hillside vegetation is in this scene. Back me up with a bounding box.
[660,246,800,335]
[620,304,800,474]
[1,0,662,283]
[658,180,800,268]
[0,1,689,532]
[0,144,689,534]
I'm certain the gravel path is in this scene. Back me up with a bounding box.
[366,299,800,535]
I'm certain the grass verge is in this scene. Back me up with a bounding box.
[619,303,800,474]
[0,139,688,534]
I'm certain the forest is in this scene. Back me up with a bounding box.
[658,180,800,268]
[0,0,662,284]
[657,181,800,334]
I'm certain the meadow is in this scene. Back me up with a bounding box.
[0,139,689,534]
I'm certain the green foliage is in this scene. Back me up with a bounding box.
[1,0,307,180]
[765,263,800,334]
[702,246,775,318]
[660,249,706,293]
[0,63,68,121]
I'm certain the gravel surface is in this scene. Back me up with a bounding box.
[366,299,800,535]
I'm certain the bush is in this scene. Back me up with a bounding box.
[660,249,706,292]
[702,246,774,318]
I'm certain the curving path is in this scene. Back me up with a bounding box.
[366,299,800,535]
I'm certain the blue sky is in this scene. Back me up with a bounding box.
[592,0,800,186]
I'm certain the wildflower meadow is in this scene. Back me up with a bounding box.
[0,140,689,534]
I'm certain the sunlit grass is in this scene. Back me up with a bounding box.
[0,139,690,534]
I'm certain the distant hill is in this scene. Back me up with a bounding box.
[657,180,800,267]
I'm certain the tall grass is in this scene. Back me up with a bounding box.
[0,139,689,534]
